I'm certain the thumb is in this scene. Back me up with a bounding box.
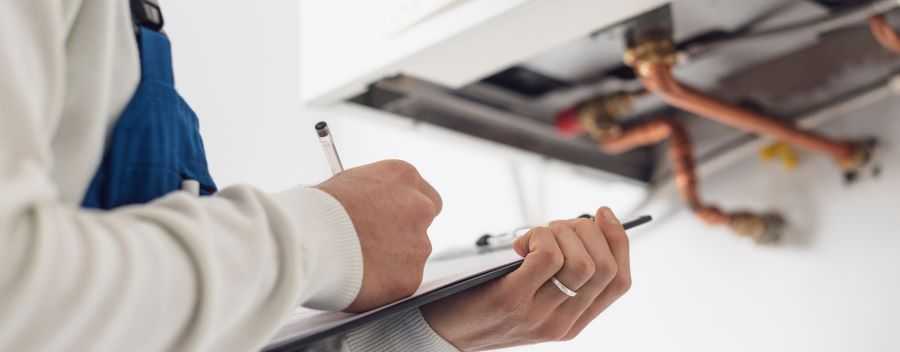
[513,230,532,257]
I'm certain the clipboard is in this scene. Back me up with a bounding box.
[264,215,652,351]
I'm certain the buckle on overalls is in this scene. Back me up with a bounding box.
[131,0,165,32]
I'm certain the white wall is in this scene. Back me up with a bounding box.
[165,1,900,351]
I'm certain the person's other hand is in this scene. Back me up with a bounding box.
[317,160,442,313]
[421,207,631,351]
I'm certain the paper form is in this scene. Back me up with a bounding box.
[268,249,521,346]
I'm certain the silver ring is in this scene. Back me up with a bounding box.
[551,277,577,297]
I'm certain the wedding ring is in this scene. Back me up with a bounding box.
[551,277,577,297]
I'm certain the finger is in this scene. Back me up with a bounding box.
[596,207,630,285]
[574,214,619,289]
[563,207,632,339]
[564,275,630,340]
[415,175,443,215]
[526,222,597,320]
[411,191,441,230]
[513,216,579,258]
[549,222,595,292]
[540,217,617,332]
[502,227,564,297]
[513,229,532,257]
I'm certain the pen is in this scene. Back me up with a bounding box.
[431,215,653,261]
[315,121,344,175]
[477,214,652,249]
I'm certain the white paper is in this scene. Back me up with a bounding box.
[267,249,521,346]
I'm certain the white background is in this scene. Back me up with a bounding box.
[165,1,900,351]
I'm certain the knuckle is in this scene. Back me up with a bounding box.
[595,258,619,283]
[551,253,565,271]
[567,258,596,282]
[527,229,565,269]
[536,250,564,271]
[429,186,444,213]
[548,220,570,231]
[423,197,440,217]
[384,159,420,178]
[610,274,633,295]
[573,218,594,229]
[421,238,433,258]
[405,195,438,229]
[607,226,629,246]
[411,194,438,218]
[529,251,551,266]
[573,219,598,236]
[529,250,555,266]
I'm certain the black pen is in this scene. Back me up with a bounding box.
[431,215,653,261]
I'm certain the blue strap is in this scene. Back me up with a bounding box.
[81,26,217,209]
[138,27,176,85]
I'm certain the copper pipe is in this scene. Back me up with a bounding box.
[869,15,900,54]
[598,118,731,226]
[636,62,860,167]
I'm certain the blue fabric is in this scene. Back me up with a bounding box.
[82,27,217,209]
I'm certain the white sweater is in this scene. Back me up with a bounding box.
[0,1,455,351]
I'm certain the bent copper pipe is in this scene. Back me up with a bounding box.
[599,118,731,226]
[637,62,858,165]
[869,15,900,54]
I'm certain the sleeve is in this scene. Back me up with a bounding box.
[302,309,460,352]
[0,2,362,351]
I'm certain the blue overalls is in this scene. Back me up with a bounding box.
[82,21,217,209]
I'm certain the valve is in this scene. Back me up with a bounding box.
[554,92,634,139]
[729,212,786,244]
[841,138,880,185]
[623,38,679,77]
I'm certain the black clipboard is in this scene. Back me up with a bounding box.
[264,215,652,351]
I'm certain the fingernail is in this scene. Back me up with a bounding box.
[601,207,620,225]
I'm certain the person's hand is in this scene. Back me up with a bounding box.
[421,207,631,351]
[317,160,442,313]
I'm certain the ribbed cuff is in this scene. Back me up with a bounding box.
[272,187,363,311]
[345,309,460,352]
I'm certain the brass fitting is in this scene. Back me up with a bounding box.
[729,212,785,244]
[576,92,634,140]
[760,141,799,170]
[623,38,678,77]
[838,139,876,172]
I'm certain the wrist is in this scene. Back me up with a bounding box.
[272,186,364,311]
[346,309,460,352]
[421,303,473,351]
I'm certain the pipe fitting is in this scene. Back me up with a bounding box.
[624,38,678,77]
[729,212,785,244]
[841,139,880,184]
[575,93,635,140]
[839,139,877,171]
